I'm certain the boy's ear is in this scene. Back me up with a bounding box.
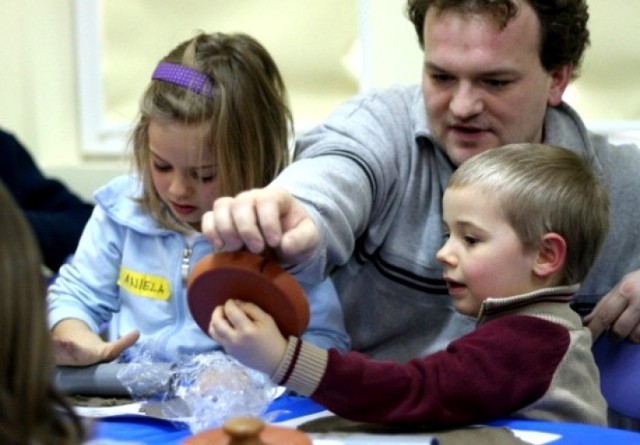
[533,233,566,278]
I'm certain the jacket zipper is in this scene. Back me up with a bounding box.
[181,245,192,287]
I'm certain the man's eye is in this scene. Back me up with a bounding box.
[430,73,453,84]
[484,79,511,88]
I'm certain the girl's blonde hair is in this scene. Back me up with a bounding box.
[132,32,293,231]
[0,182,85,444]
[448,143,609,285]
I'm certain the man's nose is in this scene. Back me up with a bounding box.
[449,83,484,119]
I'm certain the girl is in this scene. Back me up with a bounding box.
[0,182,85,444]
[48,32,349,366]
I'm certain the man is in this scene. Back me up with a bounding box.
[203,0,640,362]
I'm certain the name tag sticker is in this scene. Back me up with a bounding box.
[118,266,171,301]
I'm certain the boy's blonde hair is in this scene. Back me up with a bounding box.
[132,32,292,231]
[448,143,609,285]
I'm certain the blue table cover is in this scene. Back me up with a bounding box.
[91,395,323,444]
[93,395,640,444]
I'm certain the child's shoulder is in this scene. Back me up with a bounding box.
[92,174,150,227]
[93,174,141,205]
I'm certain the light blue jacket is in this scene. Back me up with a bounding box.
[47,175,350,361]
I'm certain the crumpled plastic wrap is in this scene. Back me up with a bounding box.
[115,346,175,400]
[117,348,279,433]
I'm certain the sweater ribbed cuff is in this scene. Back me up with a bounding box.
[271,336,299,383]
[270,336,328,397]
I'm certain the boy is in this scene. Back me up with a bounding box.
[209,143,608,427]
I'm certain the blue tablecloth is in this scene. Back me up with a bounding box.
[488,418,640,444]
[92,415,190,444]
[92,396,640,444]
[91,395,323,444]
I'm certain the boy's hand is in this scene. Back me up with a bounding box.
[209,299,287,375]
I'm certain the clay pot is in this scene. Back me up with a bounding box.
[183,416,312,445]
[187,251,310,338]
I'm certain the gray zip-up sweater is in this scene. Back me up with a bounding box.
[274,84,640,362]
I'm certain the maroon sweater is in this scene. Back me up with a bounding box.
[271,285,606,426]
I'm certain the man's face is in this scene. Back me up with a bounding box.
[421,1,571,166]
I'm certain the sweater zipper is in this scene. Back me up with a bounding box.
[181,245,192,287]
[159,244,192,356]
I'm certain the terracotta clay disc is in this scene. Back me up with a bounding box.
[187,251,310,338]
[183,416,312,445]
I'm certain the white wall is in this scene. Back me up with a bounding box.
[1,0,638,201]
[0,0,129,200]
[0,0,79,163]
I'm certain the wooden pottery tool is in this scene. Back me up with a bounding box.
[183,416,312,445]
[187,251,310,338]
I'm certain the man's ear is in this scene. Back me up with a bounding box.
[547,63,573,107]
[533,233,566,278]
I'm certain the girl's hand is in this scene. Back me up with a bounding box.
[51,319,139,366]
[209,299,287,375]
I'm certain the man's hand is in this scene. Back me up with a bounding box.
[201,186,319,264]
[584,270,640,343]
[51,319,139,366]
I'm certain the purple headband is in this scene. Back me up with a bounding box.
[151,62,214,98]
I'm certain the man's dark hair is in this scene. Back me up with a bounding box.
[406,0,590,79]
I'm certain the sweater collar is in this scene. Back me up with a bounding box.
[477,284,580,324]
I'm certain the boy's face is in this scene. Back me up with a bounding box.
[436,185,540,317]
[148,120,218,231]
